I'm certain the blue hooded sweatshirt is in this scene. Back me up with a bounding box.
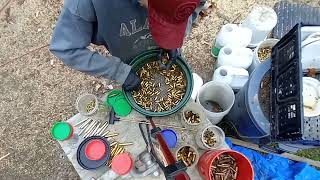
[50,0,205,84]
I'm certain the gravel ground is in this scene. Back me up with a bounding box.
[0,0,319,179]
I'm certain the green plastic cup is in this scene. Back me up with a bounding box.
[51,122,73,141]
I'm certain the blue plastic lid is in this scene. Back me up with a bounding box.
[161,129,177,148]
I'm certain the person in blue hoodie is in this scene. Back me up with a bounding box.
[50,0,205,91]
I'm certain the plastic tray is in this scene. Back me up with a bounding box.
[270,23,304,142]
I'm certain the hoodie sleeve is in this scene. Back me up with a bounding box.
[49,0,131,84]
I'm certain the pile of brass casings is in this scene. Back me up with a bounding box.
[132,61,186,112]
[211,154,238,180]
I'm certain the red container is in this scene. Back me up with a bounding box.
[198,150,254,180]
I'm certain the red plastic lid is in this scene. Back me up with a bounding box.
[85,139,106,161]
[111,153,133,175]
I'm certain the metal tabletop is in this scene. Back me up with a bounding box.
[58,109,229,180]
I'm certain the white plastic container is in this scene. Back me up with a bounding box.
[76,94,99,116]
[249,38,279,73]
[301,26,320,41]
[195,125,225,150]
[303,77,320,117]
[76,93,110,122]
[191,73,204,101]
[212,24,252,57]
[216,46,253,69]
[240,6,277,47]
[212,66,249,90]
[301,33,320,71]
[181,101,207,127]
[196,81,235,124]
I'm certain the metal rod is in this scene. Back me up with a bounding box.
[97,123,109,135]
[80,119,92,129]
[96,123,106,134]
[105,133,119,138]
[120,118,196,132]
[85,121,96,133]
[84,122,97,138]
[79,125,88,136]
[90,124,100,136]
[75,118,89,127]
[118,142,134,146]
[102,131,110,137]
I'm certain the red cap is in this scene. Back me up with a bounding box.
[148,0,200,49]
[111,153,133,175]
[85,139,106,161]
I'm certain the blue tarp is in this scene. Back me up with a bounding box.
[225,139,320,180]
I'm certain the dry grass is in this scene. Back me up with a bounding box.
[0,0,318,179]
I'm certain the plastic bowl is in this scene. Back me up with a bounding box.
[175,144,199,169]
[181,101,206,126]
[76,94,99,116]
[195,125,225,150]
[123,49,193,117]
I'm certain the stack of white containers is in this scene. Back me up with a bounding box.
[212,6,278,91]
[192,6,278,125]
[212,24,252,91]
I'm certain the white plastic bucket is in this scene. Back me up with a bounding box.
[249,38,279,73]
[195,125,225,150]
[181,101,207,127]
[240,6,277,47]
[196,81,235,124]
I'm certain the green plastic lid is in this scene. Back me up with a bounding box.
[105,90,125,106]
[113,98,132,117]
[51,122,72,141]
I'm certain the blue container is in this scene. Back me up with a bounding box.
[226,60,271,144]
[161,129,178,148]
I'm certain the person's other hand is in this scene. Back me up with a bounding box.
[166,49,179,70]
[157,49,181,70]
[122,69,141,91]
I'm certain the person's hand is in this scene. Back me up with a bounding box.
[157,49,181,70]
[122,69,141,91]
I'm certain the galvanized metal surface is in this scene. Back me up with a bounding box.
[58,110,230,180]
[303,116,320,141]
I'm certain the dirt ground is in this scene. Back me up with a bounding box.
[0,0,319,179]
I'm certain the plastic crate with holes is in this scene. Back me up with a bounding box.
[270,23,320,145]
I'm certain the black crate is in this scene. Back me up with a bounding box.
[270,23,304,142]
